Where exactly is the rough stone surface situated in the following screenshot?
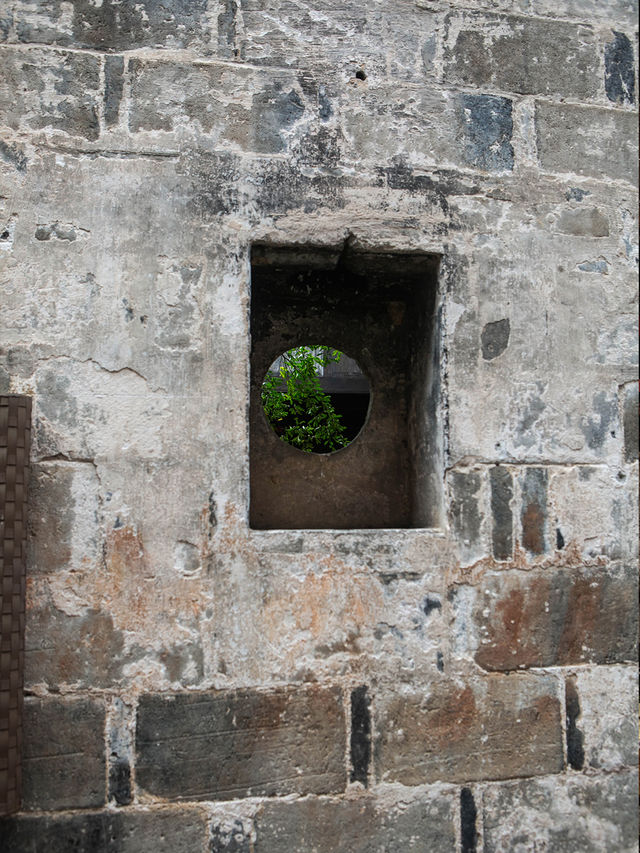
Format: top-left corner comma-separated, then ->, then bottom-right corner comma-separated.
536,102 -> 638,184
5,0 -> 213,52
605,31 -> 636,105
136,686 -> 346,800
472,565 -> 638,670
0,0 -> 637,846
482,772 -> 639,853
489,465 -> 513,560
622,381 -> 639,462
0,808 -> 209,853
445,14 -> 600,99
22,697 -> 106,811
253,792 -> 457,853
0,47 -> 101,140
571,665 -> 639,771
375,675 -> 563,784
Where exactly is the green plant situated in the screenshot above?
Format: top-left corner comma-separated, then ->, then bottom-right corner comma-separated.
261,346 -> 349,453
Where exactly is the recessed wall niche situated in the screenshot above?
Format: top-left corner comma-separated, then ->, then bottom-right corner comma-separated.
250,243 -> 442,530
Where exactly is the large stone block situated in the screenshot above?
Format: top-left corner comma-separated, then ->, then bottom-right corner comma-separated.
458,94 -> 514,172
472,565 -> 638,670
129,59 -> 308,154
622,382 -> 639,463
482,771 -> 638,853
252,792 -> 457,853
22,696 -> 106,811
5,0 -> 212,52
605,31 -> 636,104
28,461 -> 101,574
570,665 -> 638,771
25,588 -> 130,689
375,674 -> 563,784
0,47 -> 100,141
444,14 -> 600,99
536,102 -> 639,184
0,807 -> 209,853
136,686 -> 347,800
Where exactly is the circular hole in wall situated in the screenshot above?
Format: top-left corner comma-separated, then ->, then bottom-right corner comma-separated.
261,345 -> 371,454
354,69 -> 367,81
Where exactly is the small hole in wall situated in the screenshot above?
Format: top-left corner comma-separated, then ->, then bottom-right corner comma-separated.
261,345 -> 371,454
354,69 -> 367,81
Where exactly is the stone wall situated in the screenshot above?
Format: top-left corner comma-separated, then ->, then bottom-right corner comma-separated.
0,0 -> 637,850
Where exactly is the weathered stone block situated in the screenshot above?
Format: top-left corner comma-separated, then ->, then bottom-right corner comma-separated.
7,0 -> 212,52
104,55 -> 125,128
520,467 -> 548,555
530,0 -> 637,26
444,14 -> 600,99
0,807 -> 209,853
136,686 -> 346,800
375,675 -> 563,784
622,382 -> 639,463
490,465 -> 513,561
129,59 -> 306,154
448,469 -> 485,564
28,461 -> 101,573
571,665 -> 638,771
536,102 -> 639,184
25,586 -> 131,689
483,771 -> 638,853
0,47 -> 100,141
458,94 -> 514,172
22,696 -> 106,811
548,464 -> 637,564
605,30 -> 636,104
341,84 -> 515,174
253,792 -> 457,852
473,566 -> 638,670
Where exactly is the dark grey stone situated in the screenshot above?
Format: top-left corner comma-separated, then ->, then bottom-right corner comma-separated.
490,465 -> 513,561
217,0 -> 239,59
449,470 -> 482,549
520,467 -> 548,555
104,55 -> 125,127
375,675 -> 563,785
458,94 -> 514,172
580,390 -> 617,451
460,788 -> 478,853
253,794 -> 456,853
474,565 -> 639,670
565,676 -> 585,770
605,31 -> 635,104
0,48 -> 101,141
251,83 -> 305,153
0,139 -> 27,172
350,686 -> 371,786
446,15 -> 599,99
481,318 -> 510,360
210,819 -> 252,853
136,686 -> 346,800
622,382 -> 639,463
22,696 -> 106,811
108,698 -> 133,806
0,808 -> 209,853
12,0 -> 211,51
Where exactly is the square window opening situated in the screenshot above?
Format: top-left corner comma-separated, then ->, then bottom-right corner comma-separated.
249,242 -> 443,530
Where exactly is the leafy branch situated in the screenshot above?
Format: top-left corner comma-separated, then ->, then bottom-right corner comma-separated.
261,346 -> 349,453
